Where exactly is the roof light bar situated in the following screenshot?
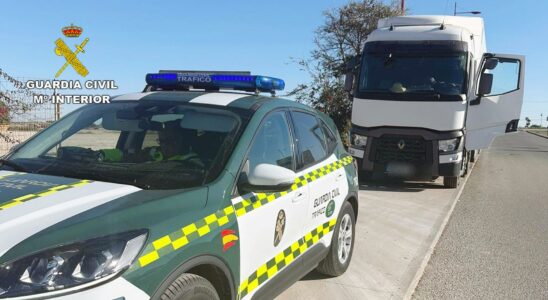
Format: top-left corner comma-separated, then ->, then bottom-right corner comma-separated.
145,71 -> 285,94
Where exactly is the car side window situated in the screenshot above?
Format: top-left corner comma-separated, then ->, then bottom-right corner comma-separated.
292,111 -> 328,169
246,111 -> 294,172
320,120 -> 338,154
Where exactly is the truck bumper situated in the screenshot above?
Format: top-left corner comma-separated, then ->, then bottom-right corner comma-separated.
349,126 -> 464,180
351,149 -> 462,179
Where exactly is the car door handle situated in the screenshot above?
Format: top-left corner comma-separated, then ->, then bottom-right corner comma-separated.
335,173 -> 344,182
292,192 -> 306,203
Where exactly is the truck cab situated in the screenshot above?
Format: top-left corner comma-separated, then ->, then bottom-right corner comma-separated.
347,15 -> 525,188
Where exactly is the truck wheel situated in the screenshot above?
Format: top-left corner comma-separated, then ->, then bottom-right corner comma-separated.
443,176 -> 459,188
317,201 -> 356,276
358,170 -> 372,181
460,150 -> 469,177
160,273 -> 220,300
469,150 -> 476,162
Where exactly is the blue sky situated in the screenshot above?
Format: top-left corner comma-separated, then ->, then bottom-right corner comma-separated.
0,0 -> 546,125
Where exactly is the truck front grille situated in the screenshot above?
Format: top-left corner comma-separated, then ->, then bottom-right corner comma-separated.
371,135 -> 430,164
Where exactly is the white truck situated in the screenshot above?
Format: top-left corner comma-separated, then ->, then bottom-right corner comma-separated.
346,15 -> 525,188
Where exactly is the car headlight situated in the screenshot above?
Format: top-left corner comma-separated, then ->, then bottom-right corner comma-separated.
350,133 -> 368,149
0,231 -> 147,298
438,138 -> 459,152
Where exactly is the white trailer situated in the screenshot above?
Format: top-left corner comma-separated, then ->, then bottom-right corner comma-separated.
346,15 -> 525,188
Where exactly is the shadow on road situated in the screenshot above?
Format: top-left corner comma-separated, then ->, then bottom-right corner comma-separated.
359,177 -> 445,192
299,269 -> 332,281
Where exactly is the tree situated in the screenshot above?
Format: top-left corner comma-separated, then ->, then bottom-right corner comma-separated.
525,117 -> 531,128
288,0 -> 403,144
0,101 -> 9,125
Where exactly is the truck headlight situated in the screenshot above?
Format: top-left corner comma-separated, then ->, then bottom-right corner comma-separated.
350,133 -> 368,150
0,231 -> 147,298
438,138 -> 459,152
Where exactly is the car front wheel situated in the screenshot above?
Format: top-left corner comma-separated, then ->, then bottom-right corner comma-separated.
160,273 -> 220,300
316,201 -> 356,276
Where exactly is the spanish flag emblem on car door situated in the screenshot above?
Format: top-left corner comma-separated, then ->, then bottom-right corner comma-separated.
221,229 -> 238,251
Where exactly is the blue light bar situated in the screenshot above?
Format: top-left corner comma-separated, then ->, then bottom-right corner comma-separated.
145,72 -> 285,93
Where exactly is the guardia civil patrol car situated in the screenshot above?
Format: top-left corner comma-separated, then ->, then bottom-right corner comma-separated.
0,71 -> 359,300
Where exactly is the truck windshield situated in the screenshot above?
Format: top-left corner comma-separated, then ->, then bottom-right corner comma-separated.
4,101 -> 248,190
358,46 -> 467,101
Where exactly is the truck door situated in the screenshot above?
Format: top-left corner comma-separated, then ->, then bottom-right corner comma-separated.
466,54 -> 525,149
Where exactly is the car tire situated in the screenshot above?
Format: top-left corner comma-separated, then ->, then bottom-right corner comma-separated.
316,201 -> 356,277
443,176 -> 459,188
160,273 -> 220,300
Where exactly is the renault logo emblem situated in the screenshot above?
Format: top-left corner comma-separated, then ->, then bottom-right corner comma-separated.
397,139 -> 406,150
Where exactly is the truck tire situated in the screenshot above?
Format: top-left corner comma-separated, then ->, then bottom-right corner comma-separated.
460,150 -> 469,177
358,170 -> 373,181
160,273 -> 220,300
443,176 -> 459,188
317,201 -> 356,276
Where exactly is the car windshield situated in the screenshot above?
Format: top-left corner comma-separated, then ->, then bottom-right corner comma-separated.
4,100 -> 247,190
359,52 -> 467,99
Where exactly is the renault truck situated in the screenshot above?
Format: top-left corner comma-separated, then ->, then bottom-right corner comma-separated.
346,15 -> 525,188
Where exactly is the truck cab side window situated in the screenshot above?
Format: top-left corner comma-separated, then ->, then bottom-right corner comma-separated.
292,111 -> 328,169
485,59 -> 521,96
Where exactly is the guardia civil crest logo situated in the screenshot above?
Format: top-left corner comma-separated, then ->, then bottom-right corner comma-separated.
54,24 -> 90,78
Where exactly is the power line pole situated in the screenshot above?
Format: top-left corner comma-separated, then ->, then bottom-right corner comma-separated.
454,2 -> 457,16
53,87 -> 60,121
401,0 -> 405,14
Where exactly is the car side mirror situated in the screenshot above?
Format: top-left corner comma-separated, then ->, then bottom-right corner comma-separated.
239,164 -> 296,193
478,73 -> 493,96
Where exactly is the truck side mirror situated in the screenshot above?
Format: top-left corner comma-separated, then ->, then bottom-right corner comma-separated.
344,73 -> 354,92
471,57 -> 499,105
478,73 -> 493,96
484,58 -> 499,70
344,55 -> 360,93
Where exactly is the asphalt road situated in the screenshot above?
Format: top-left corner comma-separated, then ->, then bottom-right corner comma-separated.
413,132 -> 548,299
279,161 -> 467,299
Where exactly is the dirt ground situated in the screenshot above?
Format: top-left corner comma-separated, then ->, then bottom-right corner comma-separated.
0,130 -> 37,156
1,129 -> 125,156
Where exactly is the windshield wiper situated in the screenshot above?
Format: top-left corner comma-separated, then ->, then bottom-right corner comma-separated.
0,159 -> 27,172
408,90 -> 441,95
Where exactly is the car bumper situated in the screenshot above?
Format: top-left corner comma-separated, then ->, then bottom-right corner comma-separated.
7,278 -> 149,300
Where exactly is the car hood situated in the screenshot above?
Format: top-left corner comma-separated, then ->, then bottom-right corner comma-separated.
0,171 -> 141,257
